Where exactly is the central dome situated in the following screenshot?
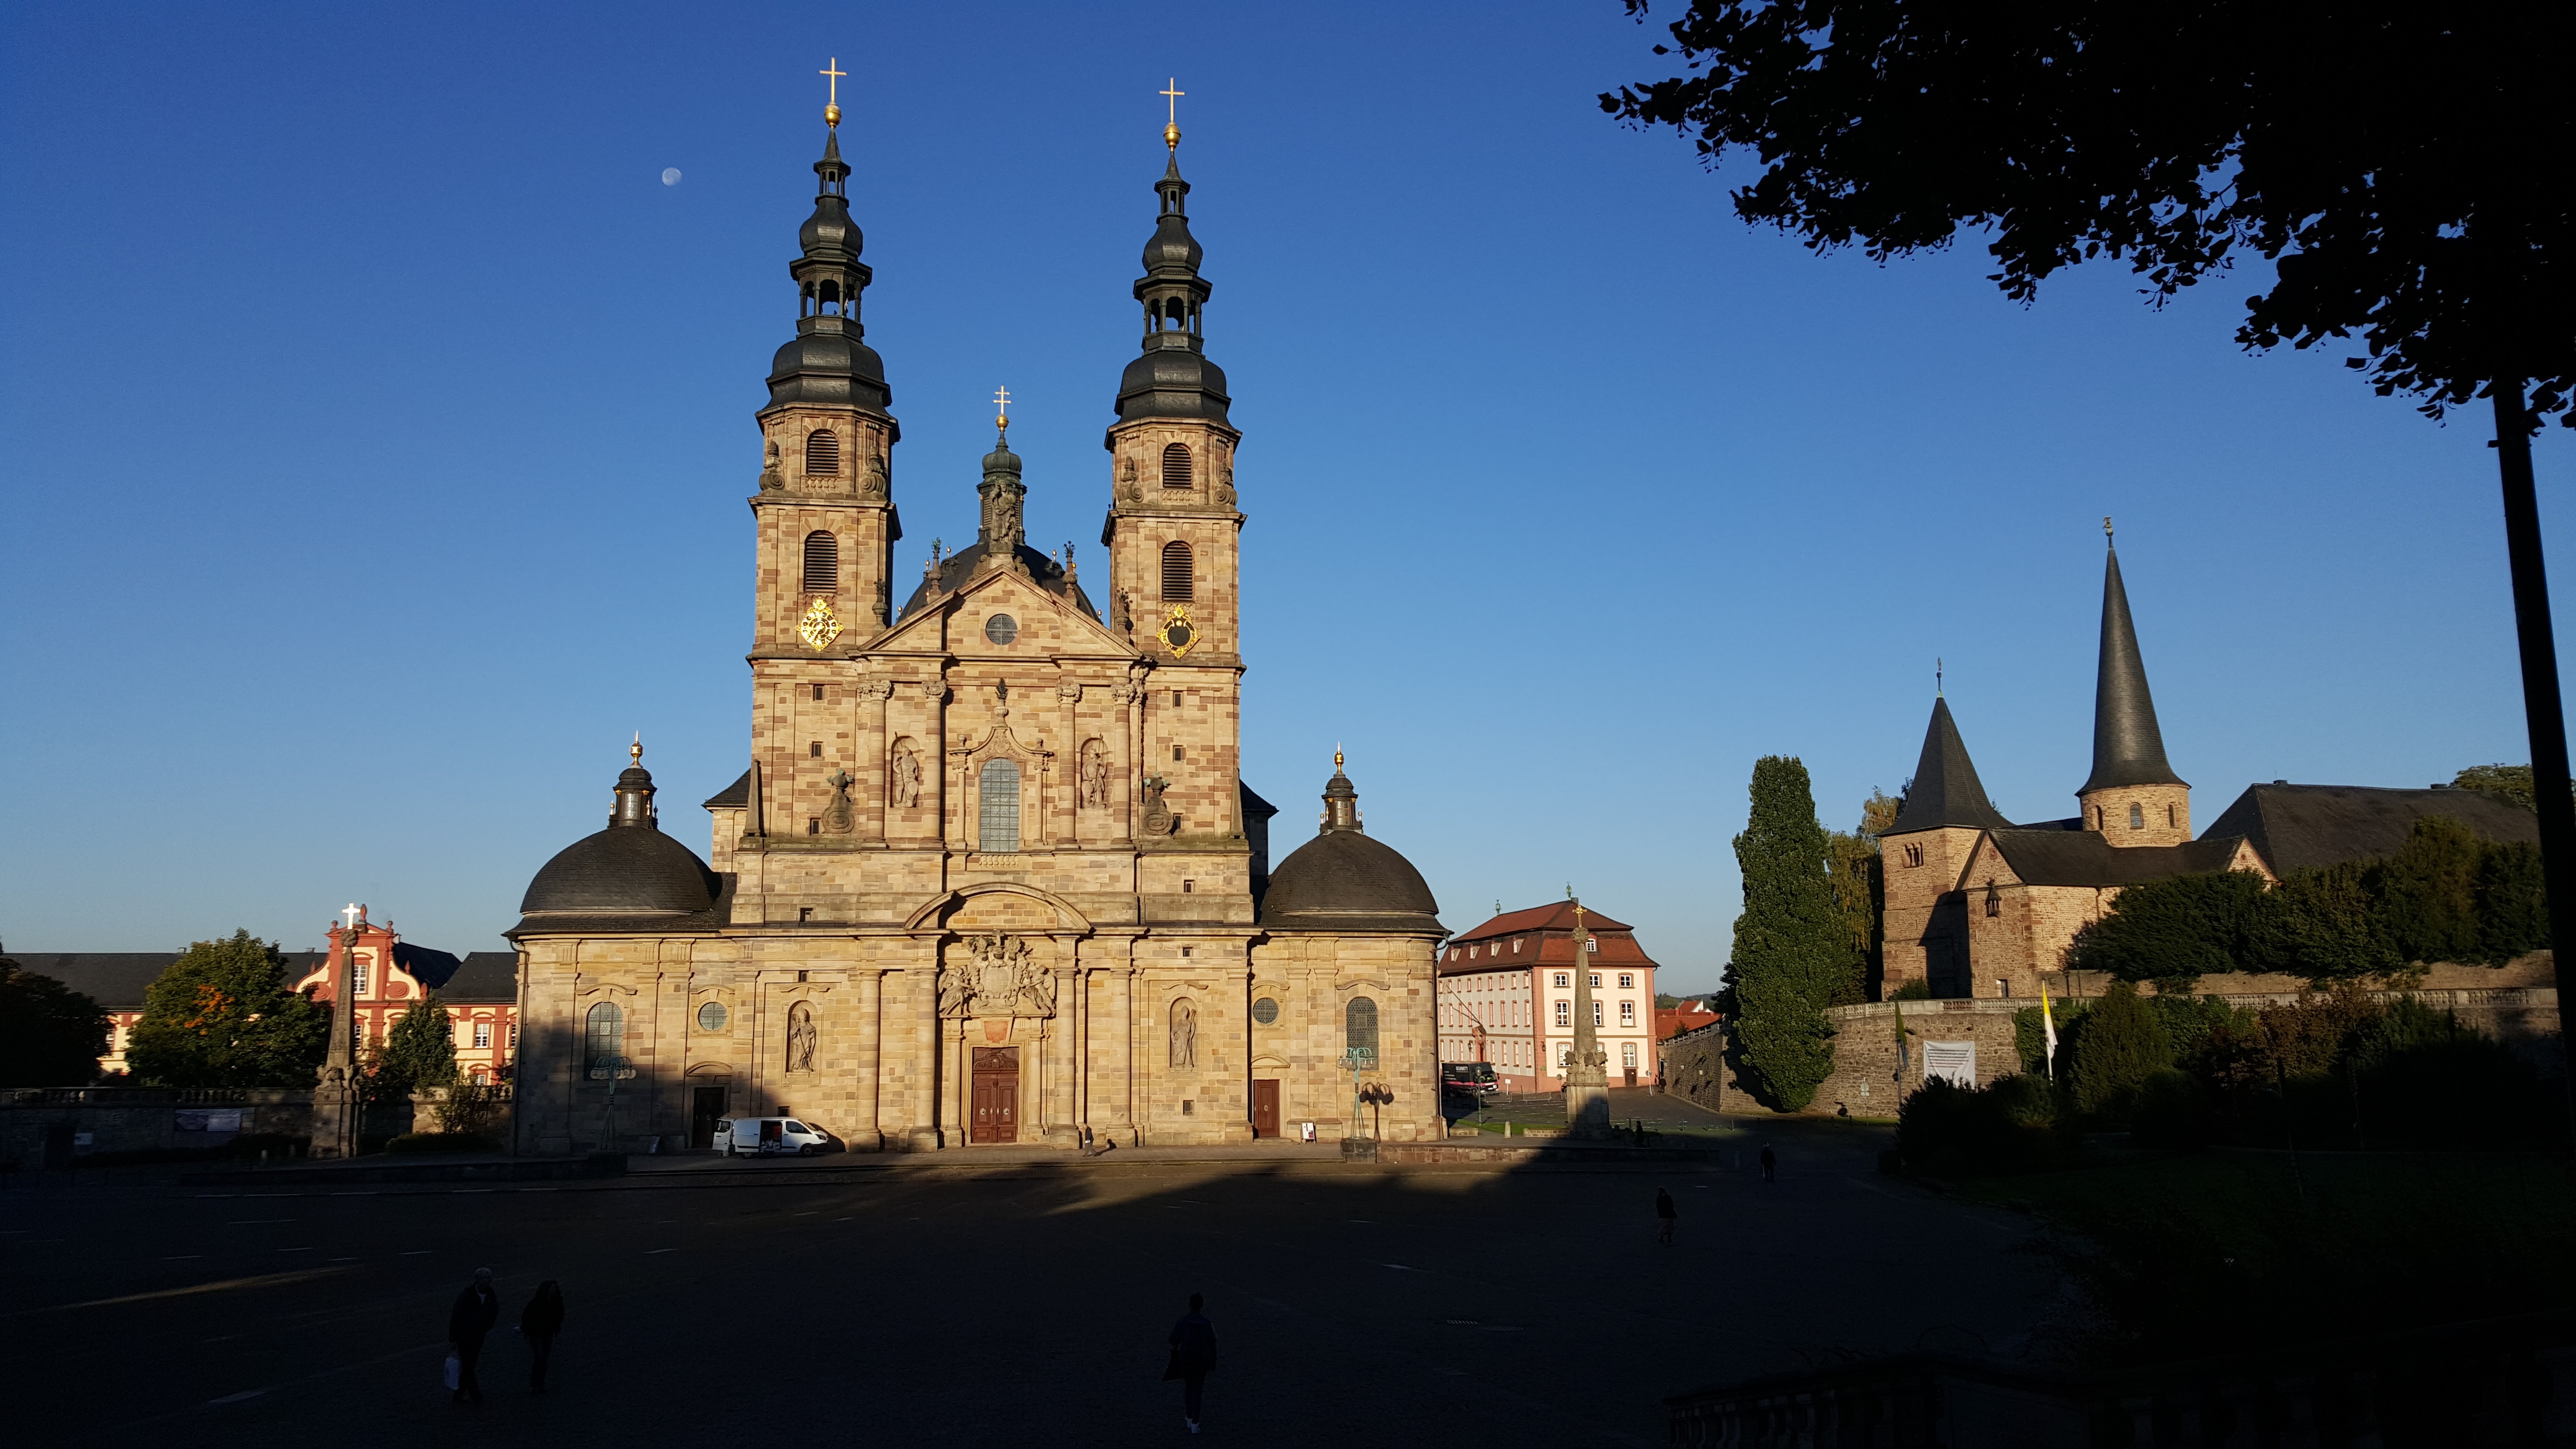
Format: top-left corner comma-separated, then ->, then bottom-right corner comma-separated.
512,759 -> 724,937
1257,762 -> 1442,935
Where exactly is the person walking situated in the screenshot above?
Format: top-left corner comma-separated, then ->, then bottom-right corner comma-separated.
1655,1185 -> 1677,1245
448,1268 -> 500,1406
1759,1143 -> 1777,1183
519,1280 -> 565,1392
1164,1292 -> 1218,1434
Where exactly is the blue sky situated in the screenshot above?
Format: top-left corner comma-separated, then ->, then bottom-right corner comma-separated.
2,4 -> 2565,993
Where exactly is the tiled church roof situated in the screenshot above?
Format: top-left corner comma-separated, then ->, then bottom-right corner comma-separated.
2203,783 -> 2539,876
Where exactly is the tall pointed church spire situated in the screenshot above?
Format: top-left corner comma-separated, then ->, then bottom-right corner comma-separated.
2080,527 -> 2186,794
1887,695 -> 2013,835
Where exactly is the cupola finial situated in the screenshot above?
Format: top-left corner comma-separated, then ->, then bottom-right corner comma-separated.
821,56 -> 846,129
1160,77 -> 1185,152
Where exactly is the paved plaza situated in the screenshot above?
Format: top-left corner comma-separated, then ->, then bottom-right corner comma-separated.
8,1096 -> 2055,1447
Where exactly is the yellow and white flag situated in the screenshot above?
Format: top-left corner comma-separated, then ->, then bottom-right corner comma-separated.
2039,982 -> 2060,1079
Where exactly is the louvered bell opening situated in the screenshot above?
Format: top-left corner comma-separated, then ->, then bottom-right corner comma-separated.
1160,442 -> 1193,488
1160,540 -> 1194,601
805,429 -> 841,477
802,531 -> 839,593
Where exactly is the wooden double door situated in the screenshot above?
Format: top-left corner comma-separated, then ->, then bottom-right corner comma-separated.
970,1046 -> 1020,1144
1252,1079 -> 1281,1139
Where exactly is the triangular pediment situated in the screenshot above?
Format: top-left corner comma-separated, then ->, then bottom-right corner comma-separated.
857,563 -> 1136,660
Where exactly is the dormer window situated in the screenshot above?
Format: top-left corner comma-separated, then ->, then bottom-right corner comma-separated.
1161,442 -> 1193,488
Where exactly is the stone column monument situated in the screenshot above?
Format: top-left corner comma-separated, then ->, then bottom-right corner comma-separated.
311,904 -> 365,1159
1562,902 -> 1612,1138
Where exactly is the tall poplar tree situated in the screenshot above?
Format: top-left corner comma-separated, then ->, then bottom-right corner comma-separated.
1729,756 -> 1849,1110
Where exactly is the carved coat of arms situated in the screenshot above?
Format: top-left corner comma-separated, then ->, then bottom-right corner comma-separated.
939,934 -> 1057,1019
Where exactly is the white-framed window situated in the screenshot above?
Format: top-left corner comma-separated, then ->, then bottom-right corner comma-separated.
1512,938 -> 1521,953
351,957 -> 370,996
1592,1000 -> 1604,1027
1554,1000 -> 1571,1027
1623,1043 -> 1639,1070
472,1021 -> 492,1049
1620,1001 -> 1636,1026
1553,973 -> 1569,988
1589,973 -> 1601,990
507,1023 -> 518,1048
1558,1044 -> 1573,1072
1618,973 -> 1634,989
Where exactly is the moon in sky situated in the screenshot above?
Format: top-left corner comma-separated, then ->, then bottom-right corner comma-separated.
661,168 -> 682,186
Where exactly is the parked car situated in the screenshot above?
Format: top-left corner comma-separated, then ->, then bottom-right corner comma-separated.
1441,1062 -> 1500,1095
717,1116 -> 832,1157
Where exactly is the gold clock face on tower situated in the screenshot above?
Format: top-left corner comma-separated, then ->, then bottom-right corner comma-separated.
798,596 -> 843,650
1157,605 -> 1196,657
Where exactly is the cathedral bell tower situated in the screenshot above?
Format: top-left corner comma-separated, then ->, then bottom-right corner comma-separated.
743,86 -> 902,841
1101,97 -> 1247,848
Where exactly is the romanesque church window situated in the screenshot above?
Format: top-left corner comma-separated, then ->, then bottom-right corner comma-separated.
1161,442 -> 1193,487
2128,803 -> 2145,830
1345,997 -> 1379,1057
805,429 -> 840,476
980,759 -> 1022,852
585,1002 -> 623,1076
1161,540 -> 1194,601
802,531 -> 838,593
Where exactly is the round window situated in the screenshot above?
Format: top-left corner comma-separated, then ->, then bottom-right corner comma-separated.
984,613 -> 1019,644
696,1002 -> 729,1033
1251,997 -> 1280,1026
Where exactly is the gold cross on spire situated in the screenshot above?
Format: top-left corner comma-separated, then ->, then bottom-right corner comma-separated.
821,57 -> 846,127
1161,78 -> 1184,150
994,385 -> 1013,430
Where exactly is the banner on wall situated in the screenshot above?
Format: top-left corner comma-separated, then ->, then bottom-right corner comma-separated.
1921,1040 -> 1976,1088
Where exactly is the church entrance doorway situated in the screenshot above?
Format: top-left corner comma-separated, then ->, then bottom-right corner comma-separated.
687,1086 -> 727,1149
1251,1079 -> 1281,1138
970,1046 -> 1019,1143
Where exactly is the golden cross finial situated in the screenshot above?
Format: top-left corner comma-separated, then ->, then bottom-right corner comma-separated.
993,384 -> 1013,430
1161,78 -> 1184,150
821,57 -> 846,127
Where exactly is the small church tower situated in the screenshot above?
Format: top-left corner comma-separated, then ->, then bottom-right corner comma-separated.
742,89 -> 902,841
1880,694 -> 2014,997
2078,526 -> 2190,846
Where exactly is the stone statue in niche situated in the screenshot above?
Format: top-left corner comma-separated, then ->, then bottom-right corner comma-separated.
758,439 -> 784,492
1079,740 -> 1111,808
890,743 -> 922,808
861,447 -> 889,499
1119,457 -> 1142,503
1215,464 -> 1236,509
1169,998 -> 1196,1068
1111,590 -> 1132,633
874,580 -> 890,627
1140,774 -> 1177,836
786,1001 -> 817,1072
822,769 -> 856,834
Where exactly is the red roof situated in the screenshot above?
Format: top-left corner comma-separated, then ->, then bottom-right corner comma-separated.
1451,901 -> 1634,942
1656,1006 -> 1720,1041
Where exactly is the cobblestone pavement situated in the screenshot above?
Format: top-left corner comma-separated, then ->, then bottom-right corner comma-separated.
6,1116 -> 2049,1448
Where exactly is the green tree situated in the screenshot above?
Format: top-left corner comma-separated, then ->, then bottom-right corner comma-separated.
1826,789 -> 1900,1004
0,957 -> 112,1086
124,931 -> 331,1088
1727,756 -> 1849,1111
2454,763 -> 2544,812
2064,871 -> 2269,990
2378,817 -> 2485,966
376,994 -> 459,1095
2069,982 -> 2175,1125
2259,862 -> 2401,982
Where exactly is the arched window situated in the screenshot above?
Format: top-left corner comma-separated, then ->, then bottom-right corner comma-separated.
1161,442 -> 1193,488
803,531 -> 838,593
585,1002 -> 623,1077
1160,540 -> 1194,601
2128,803 -> 2145,830
979,759 -> 1022,852
1345,996 -> 1379,1059
805,429 -> 841,476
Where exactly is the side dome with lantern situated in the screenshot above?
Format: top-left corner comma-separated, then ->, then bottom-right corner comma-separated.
511,750 -> 726,938
1258,758 -> 1444,935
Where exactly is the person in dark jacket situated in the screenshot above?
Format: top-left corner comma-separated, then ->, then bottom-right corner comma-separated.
519,1281 -> 565,1391
1655,1186 -> 1677,1244
1164,1292 -> 1218,1434
1760,1143 -> 1778,1182
448,1268 -> 500,1405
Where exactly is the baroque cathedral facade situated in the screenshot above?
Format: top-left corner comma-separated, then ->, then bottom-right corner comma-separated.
506,112 -> 1447,1153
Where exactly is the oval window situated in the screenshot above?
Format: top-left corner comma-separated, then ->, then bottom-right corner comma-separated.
984,614 -> 1018,644
696,1001 -> 729,1033
1251,997 -> 1280,1026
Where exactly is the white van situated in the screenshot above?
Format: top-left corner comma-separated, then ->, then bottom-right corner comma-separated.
716,1117 -> 832,1157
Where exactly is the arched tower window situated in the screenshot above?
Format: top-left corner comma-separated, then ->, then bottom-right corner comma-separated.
1160,540 -> 1194,601
585,1002 -> 623,1076
2128,803 -> 2145,830
1161,442 -> 1193,488
979,759 -> 1022,852
802,531 -> 839,594
1345,997 -> 1379,1059
805,429 -> 841,476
